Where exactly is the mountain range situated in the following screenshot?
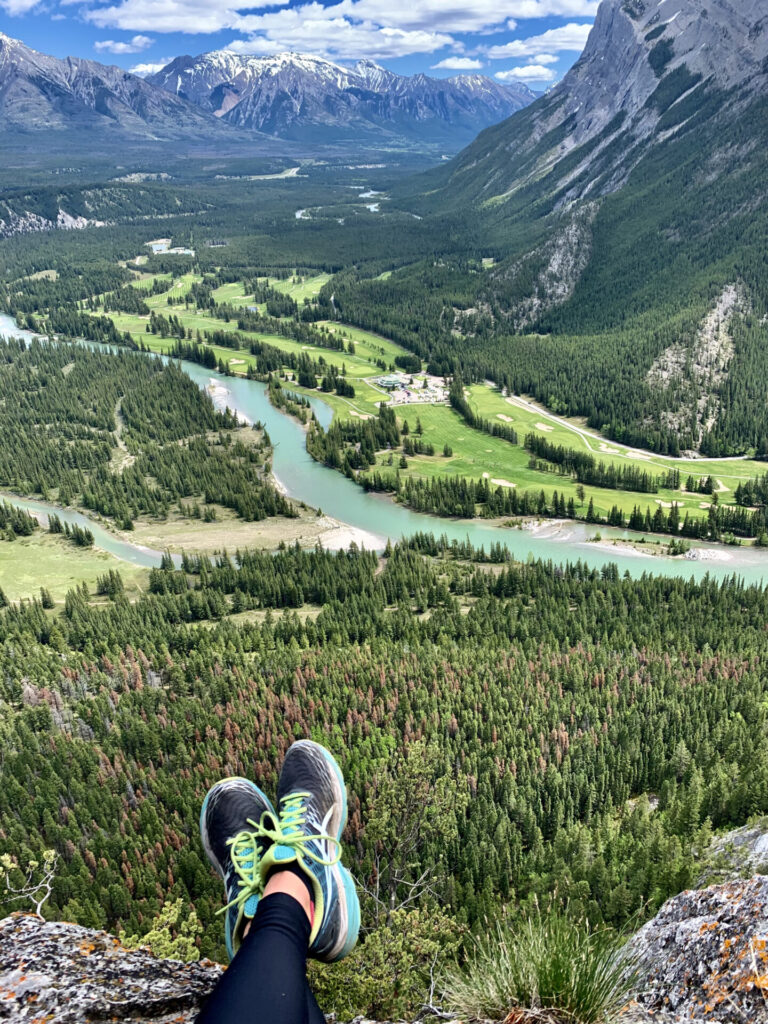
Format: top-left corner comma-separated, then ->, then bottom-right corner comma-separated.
0,33 -> 535,151
150,51 -> 535,146
0,31 -> 234,142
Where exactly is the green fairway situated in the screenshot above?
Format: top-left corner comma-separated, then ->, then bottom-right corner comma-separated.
98,267 -> 766,533
466,385 -> 758,490
369,402 -> 755,527
105,270 -> 414,417
272,272 -> 332,302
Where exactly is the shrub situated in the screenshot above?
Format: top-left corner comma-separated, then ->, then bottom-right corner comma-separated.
119,898 -> 202,962
310,908 -> 464,1021
442,907 -> 638,1024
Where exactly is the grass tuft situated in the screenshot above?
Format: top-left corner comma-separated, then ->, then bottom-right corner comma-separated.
442,907 -> 637,1024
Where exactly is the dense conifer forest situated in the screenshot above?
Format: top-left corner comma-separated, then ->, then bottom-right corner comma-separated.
0,339 -> 292,529
0,540 -> 766,1012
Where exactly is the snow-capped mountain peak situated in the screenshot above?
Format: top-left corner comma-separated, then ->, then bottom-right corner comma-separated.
150,49 -> 536,148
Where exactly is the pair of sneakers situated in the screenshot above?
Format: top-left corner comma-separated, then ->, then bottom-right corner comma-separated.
200,739 -> 360,964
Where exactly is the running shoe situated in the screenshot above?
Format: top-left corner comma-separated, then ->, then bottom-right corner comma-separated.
199,776 -> 276,960
258,740 -> 360,962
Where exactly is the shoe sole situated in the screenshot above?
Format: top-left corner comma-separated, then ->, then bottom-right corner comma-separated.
318,746 -> 361,962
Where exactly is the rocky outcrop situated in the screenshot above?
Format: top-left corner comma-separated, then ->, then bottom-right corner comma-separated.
0,208 -> 99,242
0,914 -> 222,1022
626,876 -> 768,1022
697,818 -> 768,887
484,202 -> 600,330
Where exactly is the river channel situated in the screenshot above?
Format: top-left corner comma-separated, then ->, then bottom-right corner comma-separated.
3,314 -> 768,584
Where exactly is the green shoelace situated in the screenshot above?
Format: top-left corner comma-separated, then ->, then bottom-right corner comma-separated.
217,809 -> 272,918
219,794 -> 341,917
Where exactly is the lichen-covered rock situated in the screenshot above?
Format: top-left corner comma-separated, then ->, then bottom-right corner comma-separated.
697,820 -> 768,887
626,875 -> 768,1022
0,913 -> 223,1022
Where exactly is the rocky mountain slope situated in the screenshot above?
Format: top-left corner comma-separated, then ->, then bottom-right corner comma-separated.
3,873 -> 768,1022
418,0 -> 768,206
0,33 -> 234,142
378,0 -> 768,455
151,51 -> 535,148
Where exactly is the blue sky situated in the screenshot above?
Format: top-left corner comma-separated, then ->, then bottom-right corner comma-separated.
0,1 -> 598,82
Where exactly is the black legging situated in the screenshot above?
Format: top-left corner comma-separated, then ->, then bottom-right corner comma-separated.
197,893 -> 325,1024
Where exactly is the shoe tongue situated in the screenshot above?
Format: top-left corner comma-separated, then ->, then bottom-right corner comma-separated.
272,843 -> 299,863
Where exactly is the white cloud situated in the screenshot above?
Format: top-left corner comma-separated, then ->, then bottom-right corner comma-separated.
86,0 -> 290,35
505,0 -> 598,17
336,0 -> 509,34
83,0 -> 594,64
95,34 -> 153,54
487,23 -> 592,59
130,58 -> 172,75
337,0 -> 596,32
496,64 -> 557,82
226,8 -> 455,61
0,0 -> 40,13
431,57 -> 485,71
84,0 -> 594,45
533,52 -> 558,64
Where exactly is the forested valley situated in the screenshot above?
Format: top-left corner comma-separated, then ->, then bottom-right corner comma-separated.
1,27 -> 768,1016
2,540 -> 767,1014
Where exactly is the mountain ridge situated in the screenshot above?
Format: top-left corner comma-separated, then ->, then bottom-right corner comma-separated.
150,50 -> 536,147
414,0 -> 768,208
0,32 -> 238,142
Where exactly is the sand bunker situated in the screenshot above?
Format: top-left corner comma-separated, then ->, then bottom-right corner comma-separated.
491,478 -> 517,488
699,502 -> 712,510
497,414 -> 514,423
535,422 -> 554,432
626,452 -> 650,460
655,500 -> 674,508
715,479 -> 730,493
599,443 -> 620,454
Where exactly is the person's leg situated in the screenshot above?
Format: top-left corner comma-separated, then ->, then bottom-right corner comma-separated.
305,987 -> 327,1024
196,889 -> 313,1024
196,744 -> 360,1023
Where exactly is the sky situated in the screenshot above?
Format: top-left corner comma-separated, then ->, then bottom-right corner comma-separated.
0,0 -> 598,83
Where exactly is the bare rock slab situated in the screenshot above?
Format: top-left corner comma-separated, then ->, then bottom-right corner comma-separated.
0,913 -> 223,1022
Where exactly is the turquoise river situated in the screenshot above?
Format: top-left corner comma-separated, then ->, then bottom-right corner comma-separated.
2,315 -> 768,584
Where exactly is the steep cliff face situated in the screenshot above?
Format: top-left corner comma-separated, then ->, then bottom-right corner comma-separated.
4,876 -> 768,1023
418,0 -> 768,208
